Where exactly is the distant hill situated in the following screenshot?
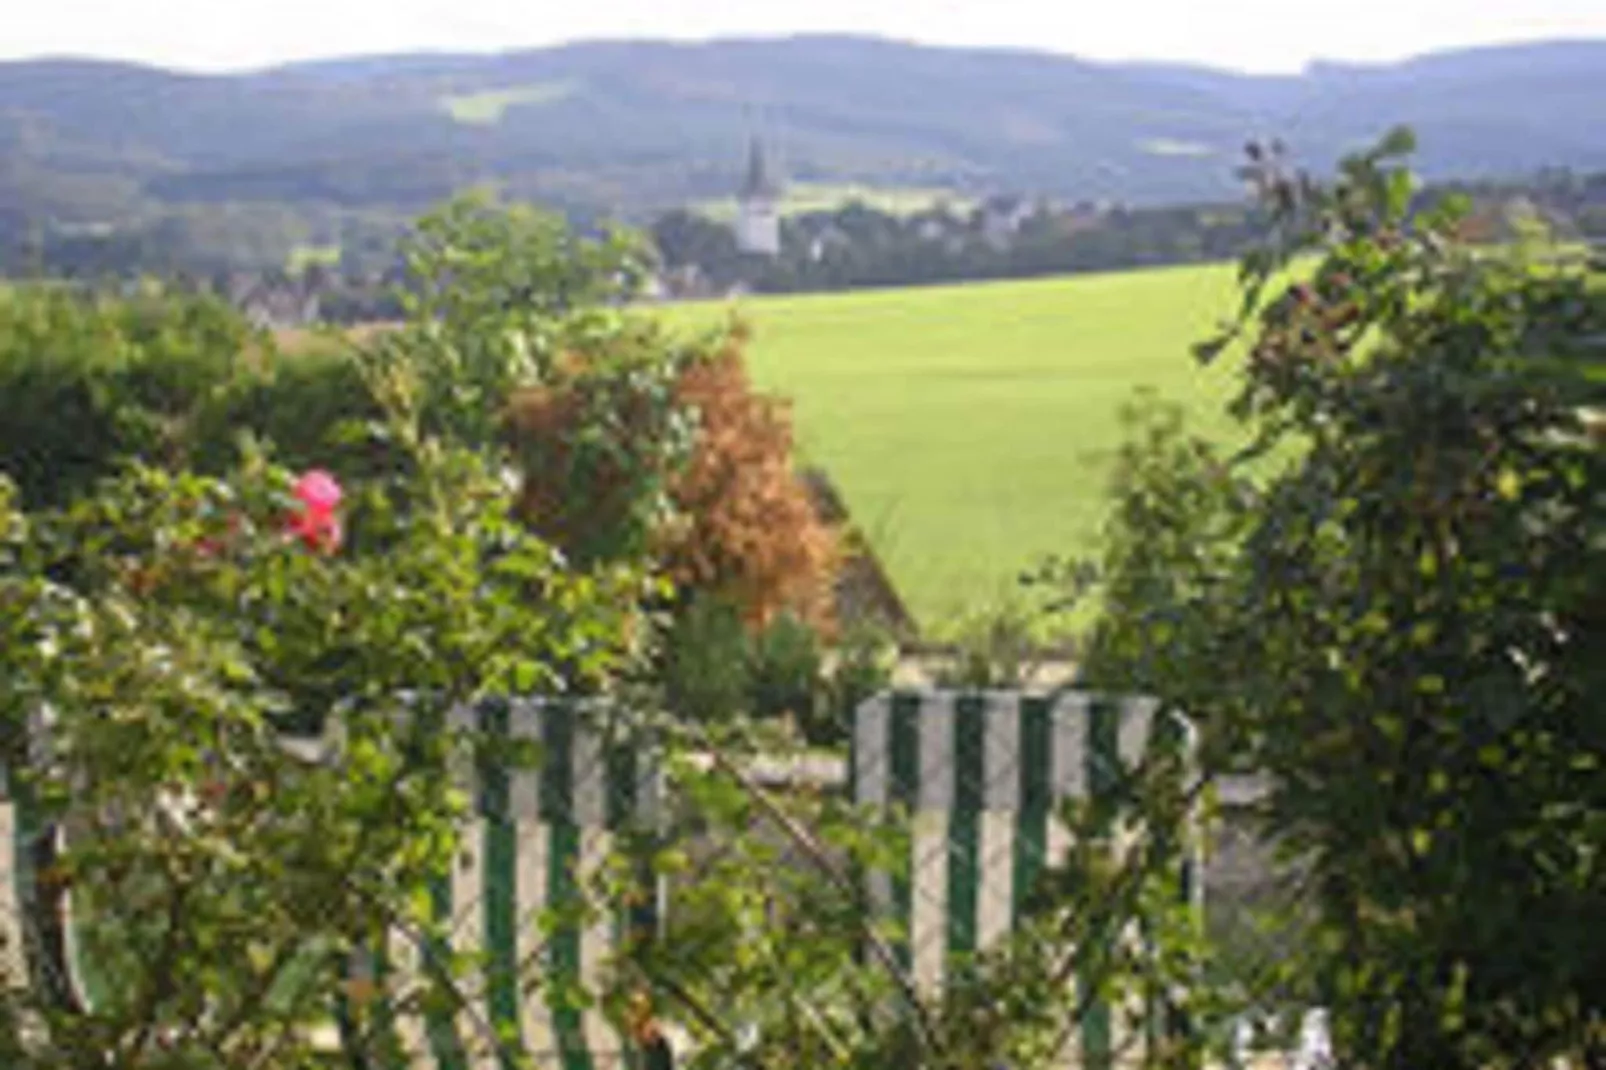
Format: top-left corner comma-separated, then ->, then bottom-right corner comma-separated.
2,35 -> 1605,228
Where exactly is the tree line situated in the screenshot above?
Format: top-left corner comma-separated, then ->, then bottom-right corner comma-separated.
2,165 -> 1604,324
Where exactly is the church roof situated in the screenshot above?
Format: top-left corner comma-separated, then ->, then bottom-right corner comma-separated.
739,137 -> 783,200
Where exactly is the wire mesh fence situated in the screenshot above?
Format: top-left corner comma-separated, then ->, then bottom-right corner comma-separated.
1,689 -> 1327,1069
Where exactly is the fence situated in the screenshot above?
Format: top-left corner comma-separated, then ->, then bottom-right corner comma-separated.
1,699 -> 670,1069
851,689 -> 1201,1067
332,698 -> 667,1069
0,766 -> 21,995
2,688 -> 1216,1068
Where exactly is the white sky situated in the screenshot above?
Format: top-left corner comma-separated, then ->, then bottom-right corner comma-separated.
2,0 -> 1603,74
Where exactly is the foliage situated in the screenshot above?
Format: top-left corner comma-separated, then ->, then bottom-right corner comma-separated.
0,204 -> 658,1065
388,189 -> 652,450
808,622 -> 898,749
668,198 -> 1263,297
655,167 -> 1606,300
638,709 -> 1213,1070
1080,128 -> 1606,1067
657,602 -> 884,744
199,346 -> 389,479
0,283 -> 256,508
1056,395 -> 1255,735
508,320 -> 705,569
0,451 -> 649,1069
659,592 -> 753,725
200,196 -> 662,498
926,598 -> 1056,691
0,186 -> 1229,1069
664,329 -> 838,629
0,191 -> 653,519
745,611 -> 825,727
513,317 -> 838,627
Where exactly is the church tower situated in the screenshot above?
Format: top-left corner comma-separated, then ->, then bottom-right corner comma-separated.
734,136 -> 783,257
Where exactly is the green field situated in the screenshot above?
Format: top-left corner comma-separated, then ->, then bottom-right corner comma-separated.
287,243 -> 340,272
441,82 -> 579,124
662,263 -> 1248,631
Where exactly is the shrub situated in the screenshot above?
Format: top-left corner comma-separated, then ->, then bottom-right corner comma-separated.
812,621 -> 898,749
663,327 -> 838,630
508,321 -> 700,568
0,284 -> 253,508
198,345 -> 391,479
0,312 -> 651,1067
1087,130 -> 1606,1067
659,591 -> 752,724
929,599 -> 1046,690
746,610 -> 825,728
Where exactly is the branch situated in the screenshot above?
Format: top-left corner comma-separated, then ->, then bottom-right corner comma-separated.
700,737 -> 945,1062
1043,769 -> 1209,1061
638,967 -> 755,1064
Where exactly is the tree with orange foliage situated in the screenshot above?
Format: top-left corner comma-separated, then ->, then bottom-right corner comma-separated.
508,318 -> 838,632
663,326 -> 837,631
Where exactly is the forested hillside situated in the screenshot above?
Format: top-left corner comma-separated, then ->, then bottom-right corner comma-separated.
4,34 -> 1605,229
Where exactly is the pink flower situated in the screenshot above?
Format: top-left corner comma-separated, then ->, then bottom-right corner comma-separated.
294,470 -> 343,514
286,469 -> 344,554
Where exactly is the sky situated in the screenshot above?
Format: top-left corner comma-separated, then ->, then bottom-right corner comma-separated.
2,0 -> 1604,75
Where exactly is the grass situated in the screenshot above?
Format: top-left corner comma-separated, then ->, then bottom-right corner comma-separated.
441,82 -> 578,125
659,262 -> 1249,631
694,183 -> 972,222
1141,138 -> 1217,158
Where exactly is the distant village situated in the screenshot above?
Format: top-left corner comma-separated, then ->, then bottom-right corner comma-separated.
204,136 -> 1606,328
224,137 -> 1133,328
640,136 -> 1125,303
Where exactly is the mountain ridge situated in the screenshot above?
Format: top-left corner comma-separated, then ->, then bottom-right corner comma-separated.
2,33 -> 1604,227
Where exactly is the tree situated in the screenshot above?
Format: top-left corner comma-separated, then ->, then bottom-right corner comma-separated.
650,208 -> 741,281
384,190 -> 652,450
509,318 -> 838,632
662,326 -> 838,630
0,283 -> 257,509
1077,129 -> 1606,1067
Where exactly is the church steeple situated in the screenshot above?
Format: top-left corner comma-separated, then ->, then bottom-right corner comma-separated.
739,136 -> 781,202
733,133 -> 783,257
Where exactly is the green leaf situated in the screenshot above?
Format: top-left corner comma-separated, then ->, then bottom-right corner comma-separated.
1495,468 -> 1522,501
1376,125 -> 1417,159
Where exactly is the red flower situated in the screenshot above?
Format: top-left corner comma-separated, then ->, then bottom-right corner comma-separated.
285,469 -> 344,555
294,470 -> 342,514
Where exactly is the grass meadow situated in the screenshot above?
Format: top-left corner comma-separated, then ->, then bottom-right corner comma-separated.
660,262 -> 1250,631
440,82 -> 580,124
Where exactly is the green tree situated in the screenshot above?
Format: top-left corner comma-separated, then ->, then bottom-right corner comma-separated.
1078,129 -> 1606,1067
386,190 -> 651,450
0,283 -> 256,509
